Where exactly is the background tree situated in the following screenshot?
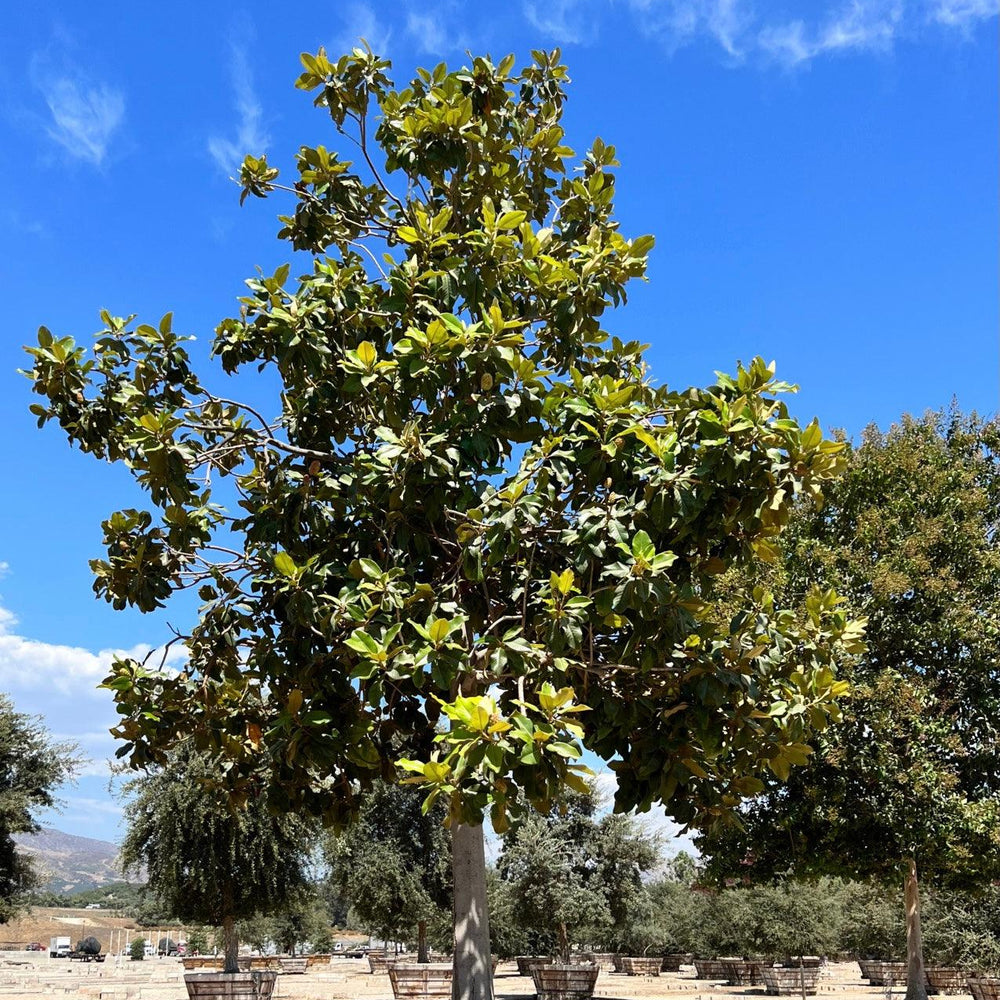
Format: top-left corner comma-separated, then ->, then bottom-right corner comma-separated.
697,409 -> 1000,1000
0,694 -> 77,923
493,789 -> 658,959
118,744 -> 318,974
27,47 -> 862,1000
325,781 -> 451,960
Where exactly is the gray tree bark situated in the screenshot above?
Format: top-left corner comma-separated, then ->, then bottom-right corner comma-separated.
452,822 -> 494,1000
904,857 -> 928,1000
222,915 -> 240,975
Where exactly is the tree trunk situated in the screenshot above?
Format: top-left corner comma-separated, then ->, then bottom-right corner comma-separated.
452,822 -> 494,1000
222,915 -> 239,975
557,922 -> 570,964
418,920 -> 429,963
904,857 -> 927,1000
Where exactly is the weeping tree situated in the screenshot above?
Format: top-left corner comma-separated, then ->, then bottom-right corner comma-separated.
0,695 -> 77,923
697,410 -> 1000,1000
325,781 -> 451,960
118,745 -> 317,974
26,47 -> 863,1000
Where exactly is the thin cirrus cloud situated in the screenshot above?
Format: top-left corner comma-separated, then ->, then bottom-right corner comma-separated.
522,0 -> 997,65
37,73 -> 125,167
207,42 -> 270,178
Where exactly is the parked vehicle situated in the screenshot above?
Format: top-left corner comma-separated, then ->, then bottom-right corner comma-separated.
49,937 -> 71,958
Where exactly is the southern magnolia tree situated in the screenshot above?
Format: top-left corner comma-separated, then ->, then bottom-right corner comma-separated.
0,696 -> 77,922
697,411 -> 1000,1000
26,49 -> 861,1000
118,745 -> 317,973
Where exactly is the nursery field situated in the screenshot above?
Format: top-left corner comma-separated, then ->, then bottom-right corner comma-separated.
0,955 -> 971,1000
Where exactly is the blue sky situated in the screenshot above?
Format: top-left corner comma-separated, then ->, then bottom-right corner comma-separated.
0,0 -> 996,849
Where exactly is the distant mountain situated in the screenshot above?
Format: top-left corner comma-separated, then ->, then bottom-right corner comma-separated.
13,826 -> 124,893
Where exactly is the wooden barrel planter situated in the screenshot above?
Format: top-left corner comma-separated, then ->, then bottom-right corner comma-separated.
721,958 -> 766,985
517,956 -> 553,977
532,962 -> 600,1000
694,959 -> 730,980
622,957 -> 662,977
783,957 -> 822,969
660,954 -> 688,972
968,977 -> 1000,1000
580,953 -> 616,971
762,967 -> 820,996
388,962 -> 453,1000
278,956 -> 308,974
183,971 -> 278,1000
368,952 -> 394,974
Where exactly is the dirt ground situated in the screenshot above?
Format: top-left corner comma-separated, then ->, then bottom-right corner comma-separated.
0,955 -> 958,1000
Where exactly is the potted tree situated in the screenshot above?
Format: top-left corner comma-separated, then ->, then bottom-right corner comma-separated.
118,745 -> 317,1000
326,781 -> 451,972
31,41 -> 864,1000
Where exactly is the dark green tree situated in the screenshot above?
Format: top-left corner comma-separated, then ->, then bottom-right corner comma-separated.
118,745 -> 317,974
26,47 -> 861,1000
325,781 -> 450,961
697,410 -> 1000,1000
0,695 -> 77,922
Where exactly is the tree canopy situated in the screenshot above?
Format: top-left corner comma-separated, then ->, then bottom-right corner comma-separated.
492,789 -> 658,959
26,45 -> 862,999
698,409 -> 1000,881
118,744 -> 318,971
0,694 -> 77,923
324,780 -> 451,957
696,409 -> 1000,998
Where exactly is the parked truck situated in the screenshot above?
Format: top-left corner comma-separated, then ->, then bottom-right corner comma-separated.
49,937 -> 71,958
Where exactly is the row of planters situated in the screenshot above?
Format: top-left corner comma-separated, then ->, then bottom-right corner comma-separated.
859,960 -> 1000,998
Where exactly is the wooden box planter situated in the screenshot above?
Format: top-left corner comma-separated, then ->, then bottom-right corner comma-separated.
622,957 -> 662,976
762,967 -> 820,996
532,962 -> 600,1000
278,956 -> 308,974
368,952 -> 394,974
783,957 -> 822,969
869,962 -> 908,987
660,954 -> 688,972
184,971 -> 277,1000
694,959 -> 731,980
858,959 -> 881,980
581,953 -> 616,971
389,962 -> 453,1000
968,977 -> 1000,1000
517,955 -> 553,977
721,958 -> 766,985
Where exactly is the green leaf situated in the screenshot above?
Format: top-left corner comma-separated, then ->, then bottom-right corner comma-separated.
274,552 -> 297,577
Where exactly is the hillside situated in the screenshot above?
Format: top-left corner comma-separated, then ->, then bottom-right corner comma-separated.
13,827 -> 124,893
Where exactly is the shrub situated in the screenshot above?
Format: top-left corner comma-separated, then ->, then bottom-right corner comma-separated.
129,938 -> 145,961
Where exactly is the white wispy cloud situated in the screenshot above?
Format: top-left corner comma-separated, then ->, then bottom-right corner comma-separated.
334,2 -> 393,55
929,0 -> 999,26
207,42 -> 269,177
628,0 -> 753,57
526,0 -> 996,66
759,0 -> 904,66
406,8 -> 471,54
35,72 -> 125,167
523,0 -> 601,44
